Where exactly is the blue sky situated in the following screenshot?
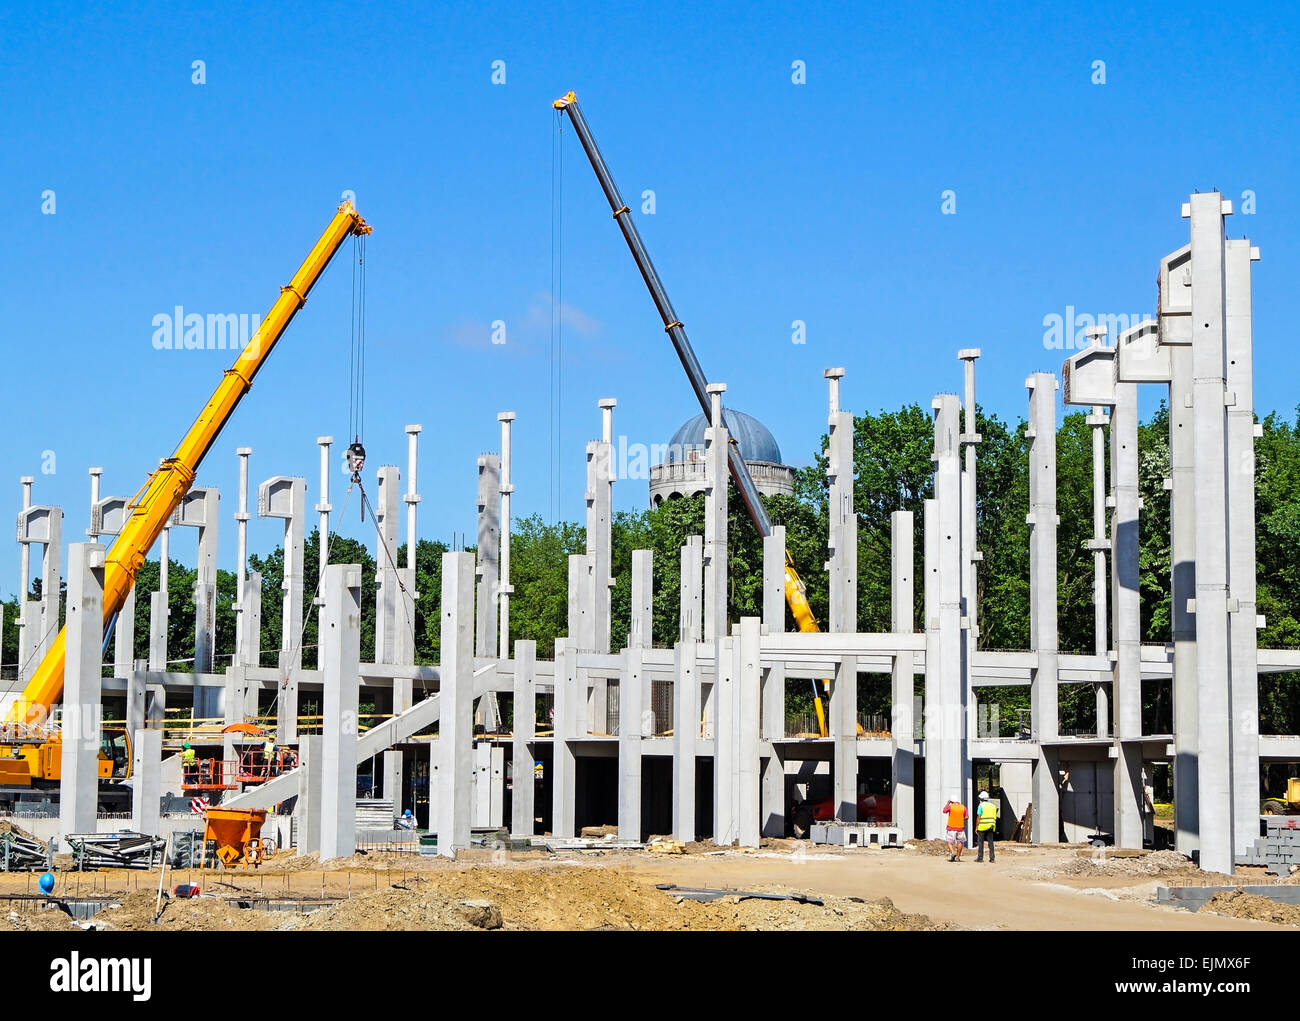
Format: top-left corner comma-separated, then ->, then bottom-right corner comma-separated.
2,1 -> 1297,595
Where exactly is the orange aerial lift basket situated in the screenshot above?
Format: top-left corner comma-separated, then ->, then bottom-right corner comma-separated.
182,759 -> 240,792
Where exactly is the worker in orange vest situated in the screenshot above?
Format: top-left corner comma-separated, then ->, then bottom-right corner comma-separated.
942,799 -> 969,862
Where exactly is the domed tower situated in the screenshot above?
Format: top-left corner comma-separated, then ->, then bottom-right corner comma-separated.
648,409 -> 795,508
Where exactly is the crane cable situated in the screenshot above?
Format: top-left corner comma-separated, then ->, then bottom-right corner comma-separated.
346,233 -> 368,516
550,110 -> 564,523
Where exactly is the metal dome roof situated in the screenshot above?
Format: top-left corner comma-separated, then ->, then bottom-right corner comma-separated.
664,409 -> 783,465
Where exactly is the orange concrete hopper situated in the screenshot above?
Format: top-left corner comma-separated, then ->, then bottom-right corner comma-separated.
202,807 -> 270,868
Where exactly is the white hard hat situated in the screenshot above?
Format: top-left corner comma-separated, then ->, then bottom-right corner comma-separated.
979,790 -> 989,800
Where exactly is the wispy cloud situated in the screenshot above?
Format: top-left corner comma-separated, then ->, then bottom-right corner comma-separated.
436,293 -> 605,353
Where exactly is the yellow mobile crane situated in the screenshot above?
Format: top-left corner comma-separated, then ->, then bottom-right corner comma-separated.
553,92 -> 830,735
0,202 -> 371,790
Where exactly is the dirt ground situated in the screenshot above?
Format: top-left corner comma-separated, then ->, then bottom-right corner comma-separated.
1,841 -> 1295,931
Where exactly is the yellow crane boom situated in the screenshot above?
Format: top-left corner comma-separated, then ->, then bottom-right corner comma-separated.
7,202 -> 370,729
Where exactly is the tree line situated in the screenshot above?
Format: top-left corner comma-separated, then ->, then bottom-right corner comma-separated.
3,403 -> 1297,743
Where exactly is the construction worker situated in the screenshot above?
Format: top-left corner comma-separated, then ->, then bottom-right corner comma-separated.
262,734 -> 276,778
974,790 -> 998,862
182,742 -> 196,782
942,798 -> 968,861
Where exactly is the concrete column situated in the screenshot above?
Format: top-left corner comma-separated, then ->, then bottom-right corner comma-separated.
1026,374 -> 1060,843
1169,341 -> 1199,853
475,454 -> 501,658
922,498 -> 940,828
181,488 -> 219,678
891,510 -> 916,838
930,394 -> 967,825
404,425 -> 422,574
826,368 -> 857,634
131,728 -> 162,836
126,667 -> 145,740
551,637 -> 578,838
374,466 -> 402,665
147,596 -> 166,673
437,552 -> 475,857
762,526 -> 786,636
15,502 -> 64,686
315,436 -> 332,647
713,636 -> 737,843
1225,237 -> 1261,859
385,750 -> 404,822
587,400 -> 616,654
59,543 -> 105,844
761,525 -> 786,837
832,654 -> 858,821
298,735 -> 323,855
37,510 -> 63,671
473,741 -> 492,826
585,423 -> 614,728
737,616 -> 762,848
320,563 -> 361,861
114,587 -> 136,679
629,549 -> 653,649
15,476 -> 32,679
497,414 -> 516,660
703,384 -> 729,642
260,476 -> 306,742
672,640 -> 699,841
1111,379 -> 1144,848
510,639 -> 537,838
237,572 -> 262,668
680,536 -> 703,643
958,350 -> 982,637
234,447 -> 252,661
1087,399 -> 1111,739
1188,193 -> 1235,874
619,644 -> 646,840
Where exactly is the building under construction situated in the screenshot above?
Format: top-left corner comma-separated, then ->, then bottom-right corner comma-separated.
0,100 -> 1294,881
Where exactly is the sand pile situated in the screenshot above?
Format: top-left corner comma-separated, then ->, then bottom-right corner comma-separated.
1199,888 -> 1300,926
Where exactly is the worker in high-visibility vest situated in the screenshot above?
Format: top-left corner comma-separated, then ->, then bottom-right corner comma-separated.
974,790 -> 998,863
942,799 -> 968,862
181,742 -> 196,780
